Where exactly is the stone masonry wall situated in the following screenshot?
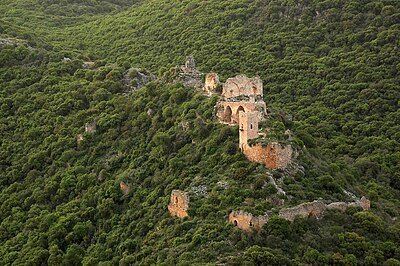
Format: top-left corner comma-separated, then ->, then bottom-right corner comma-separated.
204,73 -> 220,95
230,197 -> 371,230
242,143 -> 293,169
229,210 -> 268,231
168,190 -> 189,218
222,75 -> 263,98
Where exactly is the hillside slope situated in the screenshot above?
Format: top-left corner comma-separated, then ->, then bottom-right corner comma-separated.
0,0 -> 399,265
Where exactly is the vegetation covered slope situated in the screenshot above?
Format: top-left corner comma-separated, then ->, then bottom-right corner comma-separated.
0,0 -> 399,265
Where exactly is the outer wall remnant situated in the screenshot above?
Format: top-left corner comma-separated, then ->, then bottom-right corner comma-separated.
229,210 -> 268,231
242,143 -> 293,169
238,111 -> 293,169
230,197 -> 371,231
168,190 -> 189,218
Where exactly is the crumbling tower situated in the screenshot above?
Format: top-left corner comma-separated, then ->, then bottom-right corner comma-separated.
239,111 -> 259,151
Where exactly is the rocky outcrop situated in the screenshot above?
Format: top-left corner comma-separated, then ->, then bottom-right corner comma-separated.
168,190 -> 189,218
123,67 -> 156,92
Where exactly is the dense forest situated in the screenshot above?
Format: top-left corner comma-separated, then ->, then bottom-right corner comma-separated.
0,0 -> 399,265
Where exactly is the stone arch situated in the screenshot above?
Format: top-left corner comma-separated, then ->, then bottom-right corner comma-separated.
175,196 -> 179,204
234,220 -> 238,226
223,106 -> 232,123
236,106 -> 245,115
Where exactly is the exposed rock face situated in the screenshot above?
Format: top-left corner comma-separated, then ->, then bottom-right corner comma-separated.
120,181 -> 130,195
174,55 -> 203,88
123,67 -> 156,92
203,73 -> 220,95
168,190 -> 189,218
229,210 -> 269,231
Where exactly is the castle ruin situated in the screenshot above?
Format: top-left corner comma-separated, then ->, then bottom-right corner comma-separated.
168,190 -> 189,218
212,74 -> 292,169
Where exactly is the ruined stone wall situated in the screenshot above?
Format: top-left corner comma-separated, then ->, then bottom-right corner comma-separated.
242,143 -> 293,169
168,190 -> 189,218
204,73 -> 220,95
275,144 -> 293,169
279,200 -> 327,222
230,197 -> 370,231
229,210 -> 268,231
216,101 -> 266,124
222,75 -> 263,98
239,111 -> 259,150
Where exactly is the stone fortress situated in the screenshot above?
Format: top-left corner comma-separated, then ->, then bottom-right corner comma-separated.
164,56 -> 371,230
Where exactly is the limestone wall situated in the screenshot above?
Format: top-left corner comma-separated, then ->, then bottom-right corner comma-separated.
222,75 -> 263,98
216,101 -> 266,124
229,210 -> 268,231
168,190 -> 189,218
204,73 -> 220,95
230,197 -> 370,230
242,143 -> 293,169
85,122 -> 97,134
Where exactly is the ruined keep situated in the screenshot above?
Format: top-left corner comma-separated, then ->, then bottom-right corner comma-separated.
211,74 -> 292,169
168,190 -> 189,218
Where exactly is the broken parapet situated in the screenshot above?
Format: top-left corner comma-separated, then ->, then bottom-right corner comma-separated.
229,210 -> 269,231
168,190 -> 189,218
243,142 -> 293,169
123,67 -> 156,92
